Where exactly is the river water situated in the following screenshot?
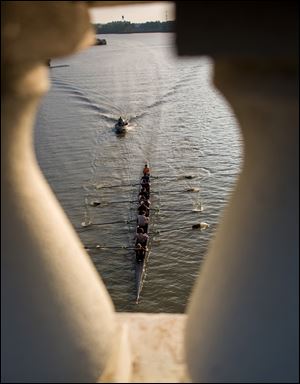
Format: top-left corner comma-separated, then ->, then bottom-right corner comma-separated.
35,33 -> 243,313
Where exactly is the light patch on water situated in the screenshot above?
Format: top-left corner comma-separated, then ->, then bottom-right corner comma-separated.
35,33 -> 242,312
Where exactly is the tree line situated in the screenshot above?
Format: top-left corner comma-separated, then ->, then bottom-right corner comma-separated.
93,21 -> 175,34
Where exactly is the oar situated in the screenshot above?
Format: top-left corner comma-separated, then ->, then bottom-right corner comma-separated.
88,189 -> 200,208
149,222 -> 209,234
89,200 -> 137,207
95,182 -> 140,189
158,188 -> 200,193
85,245 -> 147,251
152,175 -> 195,180
79,207 -> 202,229
50,64 -> 70,68
155,208 -> 202,213
150,188 -> 200,195
84,223 -> 210,249
94,188 -> 199,202
81,219 -> 136,227
85,245 -> 136,250
93,175 -> 196,189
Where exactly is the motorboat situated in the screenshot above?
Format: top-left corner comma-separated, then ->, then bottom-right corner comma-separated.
95,38 -> 107,45
115,118 -> 128,134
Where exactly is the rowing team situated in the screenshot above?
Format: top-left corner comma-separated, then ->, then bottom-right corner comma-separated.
135,164 -> 151,262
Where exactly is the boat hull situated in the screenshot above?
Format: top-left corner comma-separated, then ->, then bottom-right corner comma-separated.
135,168 -> 151,303
115,121 -> 128,134
135,245 -> 150,304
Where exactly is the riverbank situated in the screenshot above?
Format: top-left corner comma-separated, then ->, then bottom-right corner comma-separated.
93,20 -> 175,34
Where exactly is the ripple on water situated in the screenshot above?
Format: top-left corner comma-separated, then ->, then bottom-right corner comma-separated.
35,33 -> 242,312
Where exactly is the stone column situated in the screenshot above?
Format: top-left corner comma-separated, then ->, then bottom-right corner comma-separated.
185,59 -> 299,382
1,2 -> 116,382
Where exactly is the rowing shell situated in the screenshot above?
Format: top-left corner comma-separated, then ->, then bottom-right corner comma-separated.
135,167 -> 150,304
135,245 -> 150,304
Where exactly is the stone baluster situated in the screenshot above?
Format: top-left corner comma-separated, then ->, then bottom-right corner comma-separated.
185,59 -> 298,382
1,2 -> 119,382
2,1 -> 298,382
175,1 -> 298,382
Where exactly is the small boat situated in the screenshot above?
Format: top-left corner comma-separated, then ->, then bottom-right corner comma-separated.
95,38 -> 107,45
115,118 -> 128,134
135,168 -> 151,303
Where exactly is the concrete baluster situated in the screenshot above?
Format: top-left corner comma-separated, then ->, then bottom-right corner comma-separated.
185,59 -> 299,382
1,2 -> 119,382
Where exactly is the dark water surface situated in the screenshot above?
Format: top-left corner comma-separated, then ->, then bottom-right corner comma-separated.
35,33 -> 242,312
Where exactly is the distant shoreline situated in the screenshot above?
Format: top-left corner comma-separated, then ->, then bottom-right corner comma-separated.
96,31 -> 173,35
93,20 -> 175,34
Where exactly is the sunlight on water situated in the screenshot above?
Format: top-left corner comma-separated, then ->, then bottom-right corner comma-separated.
35,33 -> 242,312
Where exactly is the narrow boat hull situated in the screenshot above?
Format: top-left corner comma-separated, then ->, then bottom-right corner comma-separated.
135,246 -> 150,304
135,259 -> 145,304
134,167 -> 151,303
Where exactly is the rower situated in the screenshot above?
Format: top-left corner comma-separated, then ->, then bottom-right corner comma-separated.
141,178 -> 150,192
139,196 -> 150,207
135,243 -> 147,262
138,187 -> 149,202
135,227 -> 149,246
135,228 -> 149,261
137,211 -> 149,233
138,199 -> 150,216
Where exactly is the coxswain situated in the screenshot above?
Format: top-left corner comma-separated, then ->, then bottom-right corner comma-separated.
143,163 -> 150,176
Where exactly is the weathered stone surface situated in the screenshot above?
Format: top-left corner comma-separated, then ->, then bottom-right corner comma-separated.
116,313 -> 190,383
2,1 -> 94,65
1,2 -> 116,382
2,1 -> 298,382
186,58 -> 299,383
176,0 -> 298,57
